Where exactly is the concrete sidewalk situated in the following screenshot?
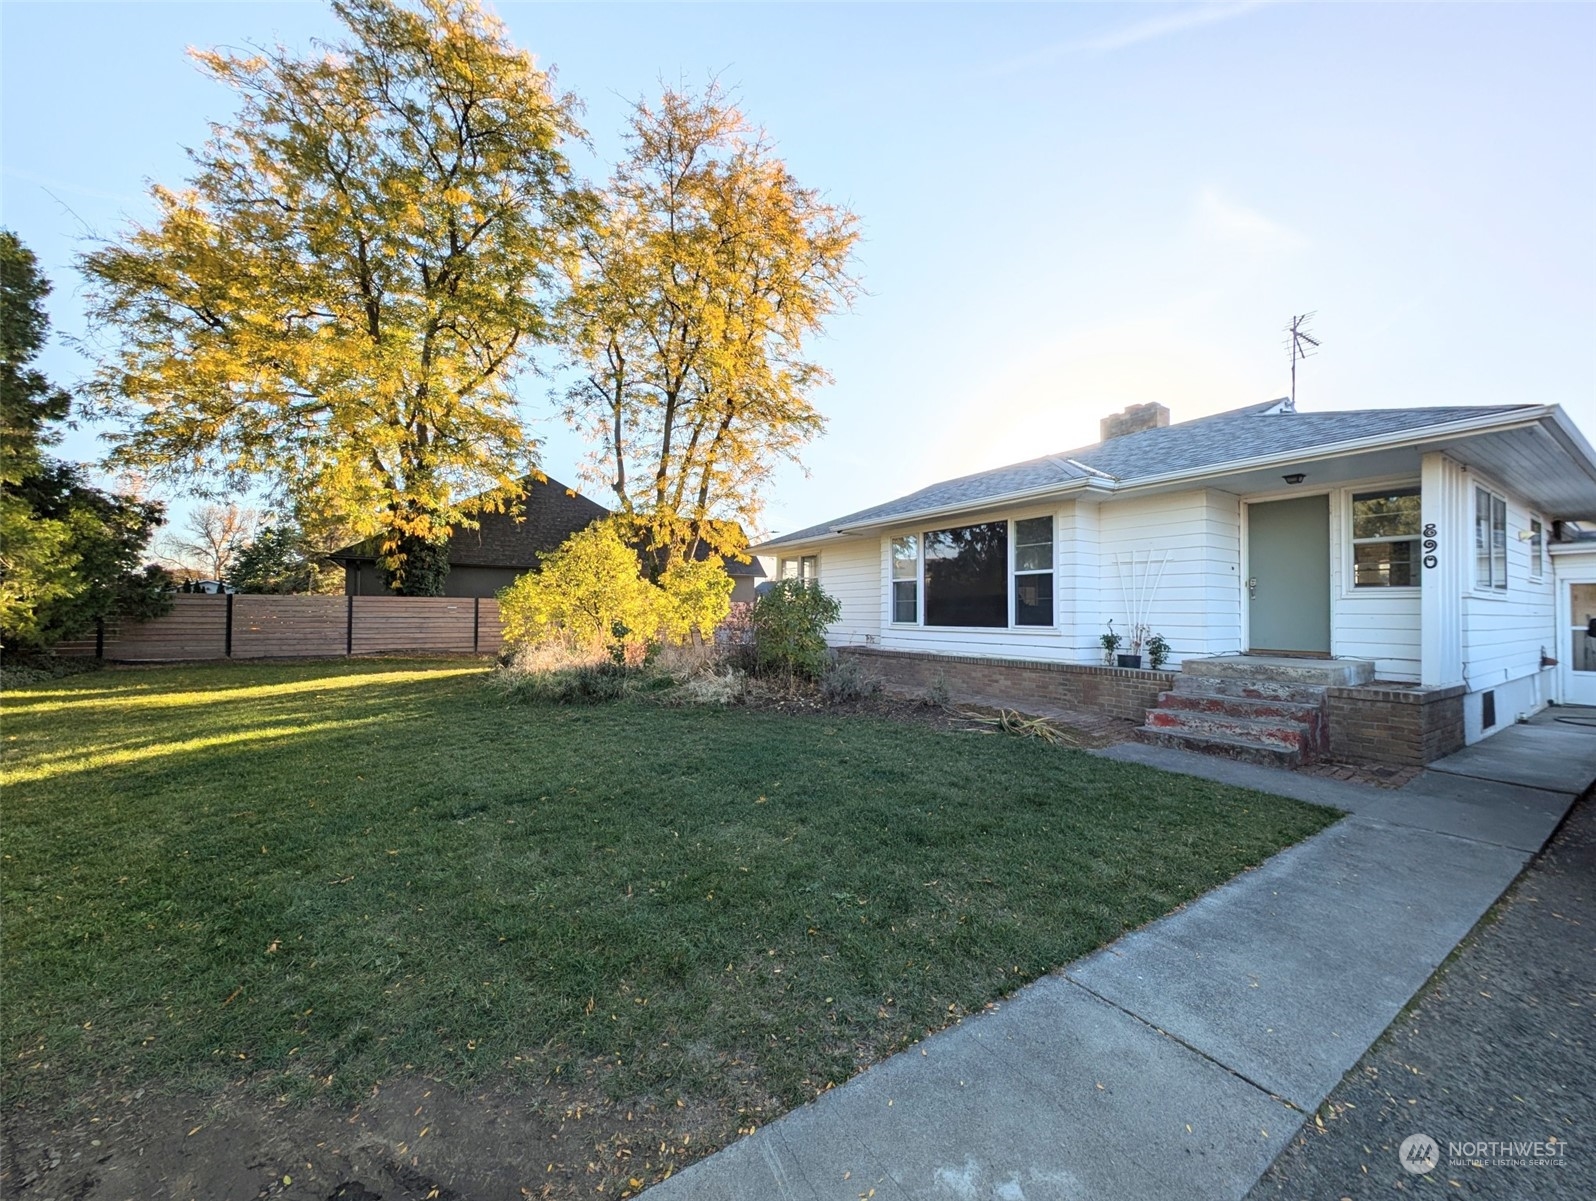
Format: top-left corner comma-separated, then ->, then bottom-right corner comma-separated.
645,710 -> 1596,1201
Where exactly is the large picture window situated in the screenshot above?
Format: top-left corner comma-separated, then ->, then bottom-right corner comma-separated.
923,522 -> 1008,627
1350,487 -> 1421,588
891,536 -> 918,623
1475,487 -> 1507,591
1013,516 -> 1054,625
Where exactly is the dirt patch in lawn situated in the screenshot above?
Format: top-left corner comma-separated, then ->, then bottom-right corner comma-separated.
2,1072 -> 731,1201
735,682 -> 1135,747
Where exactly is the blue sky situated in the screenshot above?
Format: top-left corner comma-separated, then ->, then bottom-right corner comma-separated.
3,1 -> 1592,539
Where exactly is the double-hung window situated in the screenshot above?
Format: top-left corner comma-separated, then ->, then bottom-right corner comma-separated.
1474,487 -> 1508,591
1012,516 -> 1055,625
1350,487 -> 1421,588
891,536 -> 919,623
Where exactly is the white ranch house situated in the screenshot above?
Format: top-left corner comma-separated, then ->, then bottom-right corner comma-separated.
755,400 -> 1596,766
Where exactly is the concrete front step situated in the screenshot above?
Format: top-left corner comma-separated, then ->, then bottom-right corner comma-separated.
1179,654 -> 1375,688
1134,725 -> 1304,768
1157,689 -> 1324,727
1170,674 -> 1330,704
1144,707 -> 1315,753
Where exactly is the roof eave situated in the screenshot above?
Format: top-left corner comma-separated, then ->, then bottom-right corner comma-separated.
1541,405 -> 1596,495
1109,407 -> 1561,495
753,477 -> 1105,551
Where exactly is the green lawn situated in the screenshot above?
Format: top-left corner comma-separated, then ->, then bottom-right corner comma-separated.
1,658 -> 1336,1118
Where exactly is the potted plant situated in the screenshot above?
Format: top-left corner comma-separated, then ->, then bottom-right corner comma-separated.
1147,632 -> 1171,671
1100,621 -> 1122,666
1117,622 -> 1148,669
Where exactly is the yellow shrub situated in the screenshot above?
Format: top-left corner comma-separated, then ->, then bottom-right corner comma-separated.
497,521 -> 662,649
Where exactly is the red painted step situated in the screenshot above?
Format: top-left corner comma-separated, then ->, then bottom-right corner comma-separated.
1137,667 -> 1333,766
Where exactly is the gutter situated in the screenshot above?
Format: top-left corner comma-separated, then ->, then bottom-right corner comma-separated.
755,406 -> 1571,551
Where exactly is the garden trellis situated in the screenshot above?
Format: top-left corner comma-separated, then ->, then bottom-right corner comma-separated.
1112,549 -> 1171,648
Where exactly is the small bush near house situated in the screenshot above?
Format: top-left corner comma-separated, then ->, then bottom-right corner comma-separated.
750,579 -> 841,680
676,666 -> 746,706
489,639 -> 620,704
498,660 -> 631,705
819,653 -> 880,704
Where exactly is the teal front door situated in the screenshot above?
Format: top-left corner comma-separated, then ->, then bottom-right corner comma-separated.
1247,495 -> 1331,655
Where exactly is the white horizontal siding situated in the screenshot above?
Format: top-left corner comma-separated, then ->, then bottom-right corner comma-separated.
1459,477 -> 1556,696
811,539 -> 881,644
1328,488 -> 1421,681
1096,489 -> 1241,667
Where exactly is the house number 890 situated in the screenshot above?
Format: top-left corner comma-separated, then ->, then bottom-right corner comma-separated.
1422,523 -> 1438,569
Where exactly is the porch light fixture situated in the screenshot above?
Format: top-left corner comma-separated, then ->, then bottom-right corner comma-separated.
1282,472 -> 1306,485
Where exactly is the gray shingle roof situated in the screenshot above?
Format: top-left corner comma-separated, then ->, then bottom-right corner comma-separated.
763,401 -> 1538,547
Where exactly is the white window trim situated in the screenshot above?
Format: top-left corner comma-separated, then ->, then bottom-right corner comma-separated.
1343,481 -> 1423,595
885,511 -> 1058,632
778,553 -> 820,584
889,535 -> 919,626
1010,513 -> 1057,629
1472,484 -> 1510,595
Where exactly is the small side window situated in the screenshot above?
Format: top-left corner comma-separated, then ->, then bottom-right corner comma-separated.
1350,487 -> 1421,588
1012,516 -> 1055,625
1474,487 -> 1507,591
779,554 -> 819,584
890,536 -> 918,624
1529,518 -> 1544,580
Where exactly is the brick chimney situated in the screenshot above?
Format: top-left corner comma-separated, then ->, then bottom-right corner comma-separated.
1100,402 -> 1170,442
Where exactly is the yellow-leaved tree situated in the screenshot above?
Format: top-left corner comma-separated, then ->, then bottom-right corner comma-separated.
656,554 -> 734,644
79,0 -> 581,593
558,84 -> 860,579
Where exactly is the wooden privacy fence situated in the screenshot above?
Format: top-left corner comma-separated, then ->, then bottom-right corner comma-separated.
58,594 -> 505,662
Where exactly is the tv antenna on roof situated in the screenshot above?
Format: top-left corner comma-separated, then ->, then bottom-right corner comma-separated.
1284,312 -> 1320,414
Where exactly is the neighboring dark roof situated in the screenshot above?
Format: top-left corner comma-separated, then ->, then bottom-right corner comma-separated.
721,556 -> 766,578
763,401 -> 1538,546
331,474 -> 766,574
331,474 -> 608,568
689,540 -> 766,577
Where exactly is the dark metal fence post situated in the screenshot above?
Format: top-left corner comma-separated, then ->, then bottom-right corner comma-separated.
346,594 -> 355,656
223,593 -> 234,658
473,596 -> 481,655
95,617 -> 105,659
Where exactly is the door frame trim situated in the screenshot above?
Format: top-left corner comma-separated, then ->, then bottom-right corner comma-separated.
1557,572 -> 1596,705
1240,489 -> 1335,655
